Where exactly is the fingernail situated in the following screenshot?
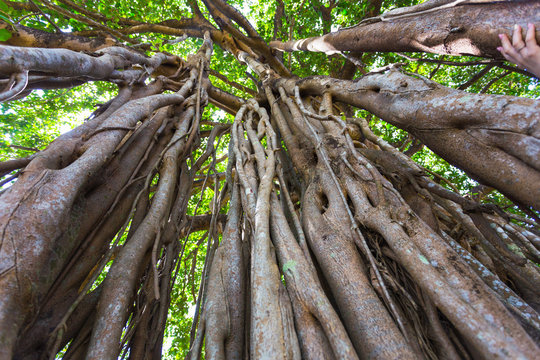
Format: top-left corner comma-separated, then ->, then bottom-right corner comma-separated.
498,34 -> 503,39
514,24 -> 519,30
497,47 -> 502,51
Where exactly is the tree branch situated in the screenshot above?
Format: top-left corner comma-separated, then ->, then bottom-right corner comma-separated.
270,1 -> 540,60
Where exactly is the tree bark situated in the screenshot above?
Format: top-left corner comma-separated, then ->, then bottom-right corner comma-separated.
270,0 -> 540,60
1,2 -> 539,360
277,71 -> 540,211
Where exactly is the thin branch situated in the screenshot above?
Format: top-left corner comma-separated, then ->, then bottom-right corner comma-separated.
28,0 -> 61,32
0,170 -> 20,187
480,70 -> 511,93
396,53 -> 536,78
396,52 -> 496,66
55,0 -> 139,26
209,69 -> 256,96
38,0 -> 135,44
458,64 -> 494,90
9,144 -> 40,152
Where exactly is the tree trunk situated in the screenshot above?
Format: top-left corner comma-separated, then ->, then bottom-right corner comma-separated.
0,1 -> 539,360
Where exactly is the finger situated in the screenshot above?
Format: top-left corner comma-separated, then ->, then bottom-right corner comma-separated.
499,34 -> 521,59
512,24 -> 525,49
497,47 -> 520,66
525,23 -> 537,47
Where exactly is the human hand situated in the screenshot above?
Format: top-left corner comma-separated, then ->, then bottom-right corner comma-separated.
498,23 -> 540,78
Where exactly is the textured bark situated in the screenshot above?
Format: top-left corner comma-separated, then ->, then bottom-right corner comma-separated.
278,71 -> 540,211
85,86 -> 197,359
201,182 -> 246,359
231,104 -> 301,359
0,23 -> 117,52
0,90 -> 187,358
1,2 -> 539,360
0,45 -> 170,78
270,194 -> 358,359
301,172 -> 416,359
12,111 -> 171,358
271,0 -> 540,59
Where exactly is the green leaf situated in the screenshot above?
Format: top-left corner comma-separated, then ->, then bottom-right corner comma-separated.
0,1 -> 9,12
0,13 -> 13,24
0,28 -> 12,41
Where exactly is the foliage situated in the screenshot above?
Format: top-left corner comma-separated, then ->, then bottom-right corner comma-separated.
0,82 -> 115,161
0,0 -> 538,358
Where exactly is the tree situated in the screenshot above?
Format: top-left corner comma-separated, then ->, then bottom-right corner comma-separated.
0,0 -> 539,359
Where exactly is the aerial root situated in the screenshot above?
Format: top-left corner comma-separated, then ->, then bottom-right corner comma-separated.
0,70 -> 29,102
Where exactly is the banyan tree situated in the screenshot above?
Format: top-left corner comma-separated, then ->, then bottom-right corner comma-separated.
0,0 -> 539,359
